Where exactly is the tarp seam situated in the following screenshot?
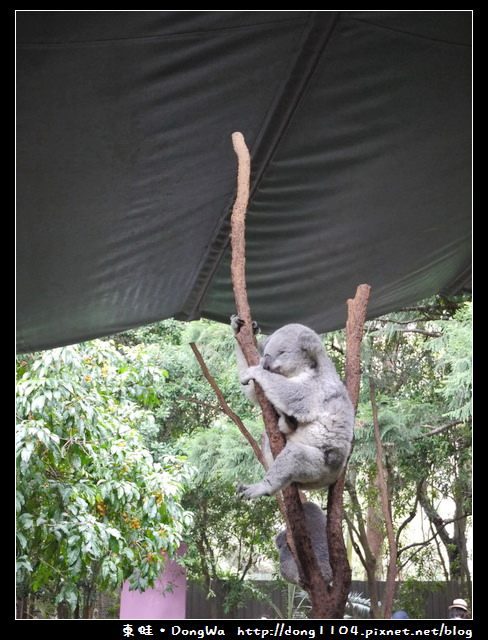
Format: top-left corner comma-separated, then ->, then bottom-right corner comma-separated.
351,15 -> 471,47
177,11 -> 342,322
16,14 -> 308,49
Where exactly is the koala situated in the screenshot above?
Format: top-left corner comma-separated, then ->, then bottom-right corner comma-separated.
275,501 -> 332,587
231,316 -> 354,499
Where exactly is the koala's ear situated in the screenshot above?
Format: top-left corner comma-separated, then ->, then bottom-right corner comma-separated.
258,336 -> 269,356
298,330 -> 323,366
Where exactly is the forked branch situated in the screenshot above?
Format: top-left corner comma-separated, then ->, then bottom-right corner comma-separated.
229,131 -> 327,614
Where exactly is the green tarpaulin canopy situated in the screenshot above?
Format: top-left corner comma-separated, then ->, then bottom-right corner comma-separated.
16,11 -> 472,353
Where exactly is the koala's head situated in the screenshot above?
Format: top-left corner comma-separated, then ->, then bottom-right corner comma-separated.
274,530 -> 287,550
260,324 -> 326,378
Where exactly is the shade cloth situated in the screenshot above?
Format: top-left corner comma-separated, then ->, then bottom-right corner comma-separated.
16,11 -> 472,353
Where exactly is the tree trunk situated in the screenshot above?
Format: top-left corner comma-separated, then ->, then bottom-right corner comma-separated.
230,132 -> 329,617
370,377 -> 397,619
418,478 -> 471,586
229,132 -> 371,618
323,284 -> 370,618
345,473 -> 383,617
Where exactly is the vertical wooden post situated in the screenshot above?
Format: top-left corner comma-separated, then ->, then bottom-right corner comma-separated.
324,284 -> 371,618
229,132 -> 327,615
229,132 -> 371,618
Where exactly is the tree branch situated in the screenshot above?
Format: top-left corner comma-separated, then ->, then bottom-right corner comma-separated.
414,420 -> 464,439
345,284 -> 371,410
323,284 -> 370,618
230,132 -> 253,339
189,342 -> 264,466
229,132 -> 327,614
193,134 -> 372,616
369,376 -> 397,619
229,132 -> 285,455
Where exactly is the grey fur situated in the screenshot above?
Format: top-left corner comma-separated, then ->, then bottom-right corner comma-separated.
231,317 -> 354,499
275,502 -> 332,586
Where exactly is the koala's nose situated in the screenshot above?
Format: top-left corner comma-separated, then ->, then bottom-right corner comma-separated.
262,354 -> 272,371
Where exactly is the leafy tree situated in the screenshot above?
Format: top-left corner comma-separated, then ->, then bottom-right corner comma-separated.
179,417 -> 280,615
114,304 -> 472,617
344,297 -> 472,616
21,301 -> 467,619
427,301 -> 472,422
394,577 -> 444,619
120,320 -> 284,616
16,340 -> 194,618
112,302 -> 472,618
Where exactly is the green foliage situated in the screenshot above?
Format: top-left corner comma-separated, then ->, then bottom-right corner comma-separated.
182,420 -> 263,486
182,423 -> 279,596
345,592 -> 371,619
394,578 -> 444,619
346,296 -> 472,588
17,299 -> 472,617
427,302 -> 472,421
115,318 -> 279,610
16,340 -> 194,617
219,575 -> 267,615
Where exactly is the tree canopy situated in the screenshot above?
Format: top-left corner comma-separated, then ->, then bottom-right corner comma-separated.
16,339 -> 194,618
16,296 -> 472,619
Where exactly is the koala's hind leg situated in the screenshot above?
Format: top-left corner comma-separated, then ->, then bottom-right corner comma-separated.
238,443 -> 326,499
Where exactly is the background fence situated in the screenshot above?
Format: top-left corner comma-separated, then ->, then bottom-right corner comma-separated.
186,581 -> 469,620
90,580 -> 469,619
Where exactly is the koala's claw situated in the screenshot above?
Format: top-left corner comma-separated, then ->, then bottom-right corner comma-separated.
240,364 -> 260,387
238,482 -> 269,500
230,314 -> 244,334
230,315 -> 260,335
237,484 -> 250,499
238,483 -> 259,500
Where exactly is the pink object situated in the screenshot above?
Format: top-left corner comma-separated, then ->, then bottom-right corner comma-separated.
120,545 -> 187,619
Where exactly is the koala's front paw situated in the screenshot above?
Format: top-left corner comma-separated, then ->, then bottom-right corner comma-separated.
230,315 -> 260,335
238,482 -> 268,500
240,365 -> 261,386
230,314 -> 244,334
